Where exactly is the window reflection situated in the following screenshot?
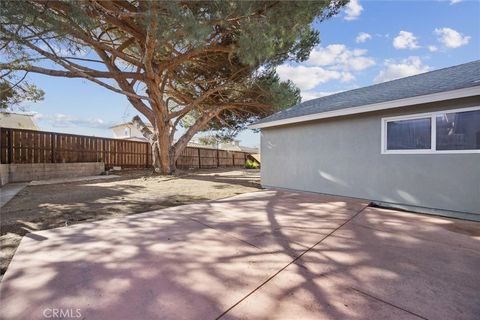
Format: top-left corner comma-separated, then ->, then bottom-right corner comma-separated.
387,118 -> 431,150
436,110 -> 480,150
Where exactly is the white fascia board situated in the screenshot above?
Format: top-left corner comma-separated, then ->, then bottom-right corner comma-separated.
249,86 -> 480,129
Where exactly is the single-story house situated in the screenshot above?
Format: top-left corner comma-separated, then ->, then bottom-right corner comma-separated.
251,60 -> 480,220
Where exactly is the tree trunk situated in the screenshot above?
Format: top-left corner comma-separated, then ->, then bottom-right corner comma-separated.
133,111 -> 218,175
154,121 -> 174,175
132,115 -> 175,174
150,141 -> 161,172
149,137 -> 175,174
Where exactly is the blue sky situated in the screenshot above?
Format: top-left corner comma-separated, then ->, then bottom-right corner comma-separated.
19,0 -> 480,147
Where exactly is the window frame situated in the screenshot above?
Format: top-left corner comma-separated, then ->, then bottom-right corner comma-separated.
381,105 -> 480,154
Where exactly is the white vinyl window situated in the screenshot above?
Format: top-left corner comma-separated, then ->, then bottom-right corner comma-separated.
381,106 -> 480,154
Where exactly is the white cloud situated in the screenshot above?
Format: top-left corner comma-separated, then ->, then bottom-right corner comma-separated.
393,31 -> 420,49
340,72 -> 355,82
276,65 -> 353,91
308,44 -> 375,71
34,113 -> 112,128
434,27 -> 470,48
428,45 -> 438,52
374,57 -> 430,83
356,32 -> 372,43
344,0 -> 363,21
450,0 -> 462,4
276,43 -> 375,94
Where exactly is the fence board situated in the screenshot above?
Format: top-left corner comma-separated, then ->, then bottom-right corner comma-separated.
0,127 -> 252,169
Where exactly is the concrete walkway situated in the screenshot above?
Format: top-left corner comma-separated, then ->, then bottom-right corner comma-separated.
0,183 -> 27,208
0,190 -> 479,320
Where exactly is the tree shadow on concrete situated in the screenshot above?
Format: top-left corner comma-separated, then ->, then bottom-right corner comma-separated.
0,181 -> 210,275
1,190 -> 479,319
182,174 -> 261,189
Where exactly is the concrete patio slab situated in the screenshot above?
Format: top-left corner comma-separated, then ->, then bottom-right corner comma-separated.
225,206 -> 480,320
222,263 -> 421,320
0,190 -> 366,320
0,211 -> 292,320
188,190 -> 369,250
1,190 -> 479,320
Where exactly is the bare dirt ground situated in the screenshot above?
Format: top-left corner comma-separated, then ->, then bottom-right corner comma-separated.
0,169 -> 260,275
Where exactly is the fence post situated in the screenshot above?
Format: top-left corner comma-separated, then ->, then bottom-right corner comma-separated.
7,128 -> 13,164
50,134 -> 56,163
232,152 -> 235,167
197,147 -> 201,168
145,143 -> 149,168
102,139 -> 107,167
216,149 -> 219,168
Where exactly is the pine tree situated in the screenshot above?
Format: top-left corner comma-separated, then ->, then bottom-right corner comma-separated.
0,0 -> 346,173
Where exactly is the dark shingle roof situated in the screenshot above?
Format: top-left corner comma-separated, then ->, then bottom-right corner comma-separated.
254,60 -> 480,126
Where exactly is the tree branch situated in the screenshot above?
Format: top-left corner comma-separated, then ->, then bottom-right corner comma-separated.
173,109 -> 224,159
93,47 -> 155,121
0,63 -> 142,80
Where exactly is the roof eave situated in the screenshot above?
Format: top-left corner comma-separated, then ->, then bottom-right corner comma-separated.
249,86 -> 480,129
109,122 -> 132,129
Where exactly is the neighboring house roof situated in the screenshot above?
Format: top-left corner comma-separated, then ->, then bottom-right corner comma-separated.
180,140 -> 256,153
110,122 -> 154,129
251,60 -> 480,129
240,146 -> 259,153
0,112 -> 39,130
218,144 -> 242,151
186,141 -> 217,149
248,153 -> 261,164
122,137 -> 149,142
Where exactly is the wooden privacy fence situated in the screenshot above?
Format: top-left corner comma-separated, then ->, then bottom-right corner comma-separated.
0,128 -> 250,169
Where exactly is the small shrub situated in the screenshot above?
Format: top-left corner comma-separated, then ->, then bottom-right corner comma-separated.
244,159 -> 259,169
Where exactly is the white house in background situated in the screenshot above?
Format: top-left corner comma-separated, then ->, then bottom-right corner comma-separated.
110,122 -> 152,141
0,111 -> 39,130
